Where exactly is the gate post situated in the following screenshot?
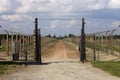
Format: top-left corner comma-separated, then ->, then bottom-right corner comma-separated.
38,28 -> 42,63
34,18 -> 41,63
93,34 -> 96,61
80,18 -> 86,63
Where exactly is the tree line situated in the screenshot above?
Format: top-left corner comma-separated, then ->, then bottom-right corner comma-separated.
45,34 -> 77,39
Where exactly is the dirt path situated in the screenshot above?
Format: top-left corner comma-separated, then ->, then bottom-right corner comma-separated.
42,40 -> 79,63
0,41 -> 120,80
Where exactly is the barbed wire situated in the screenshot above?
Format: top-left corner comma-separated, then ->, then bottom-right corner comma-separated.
38,18 -> 82,21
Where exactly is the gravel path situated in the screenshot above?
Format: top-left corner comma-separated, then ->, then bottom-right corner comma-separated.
0,62 -> 120,80
0,41 -> 120,80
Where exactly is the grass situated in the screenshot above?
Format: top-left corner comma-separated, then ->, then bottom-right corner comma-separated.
64,41 -> 78,50
41,37 -> 58,57
0,45 -> 6,52
0,65 -> 8,75
0,61 -> 21,75
92,61 -> 120,77
41,37 -> 57,50
0,44 -> 12,52
86,42 -> 120,53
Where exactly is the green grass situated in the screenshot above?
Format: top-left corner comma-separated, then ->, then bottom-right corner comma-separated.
0,45 -> 6,52
0,44 -> 12,52
0,61 -> 21,75
86,42 -> 120,52
0,65 -> 8,75
92,61 -> 120,77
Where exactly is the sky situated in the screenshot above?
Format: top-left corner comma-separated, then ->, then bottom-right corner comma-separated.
0,0 -> 120,36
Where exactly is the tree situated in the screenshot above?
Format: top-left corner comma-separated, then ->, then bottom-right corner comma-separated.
46,34 -> 52,37
53,34 -> 56,38
64,35 -> 67,38
68,34 -> 76,37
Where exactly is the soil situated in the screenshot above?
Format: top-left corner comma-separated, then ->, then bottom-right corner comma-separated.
0,40 -> 120,80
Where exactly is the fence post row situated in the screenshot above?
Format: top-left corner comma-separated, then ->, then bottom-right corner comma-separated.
85,27 -> 120,61
0,29 -> 35,61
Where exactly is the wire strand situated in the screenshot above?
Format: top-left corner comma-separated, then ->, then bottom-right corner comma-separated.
38,19 -> 82,20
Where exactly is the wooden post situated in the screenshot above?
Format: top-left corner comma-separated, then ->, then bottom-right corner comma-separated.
80,18 -> 86,63
19,33 -> 22,53
23,35 -> 25,52
106,31 -> 110,54
34,18 -> 41,62
38,28 -> 42,63
15,33 -> 18,42
4,30 -> 9,55
111,30 -> 115,54
25,34 -> 27,61
11,32 -> 14,46
101,34 -> 104,51
97,33 -> 100,61
93,34 -> 96,61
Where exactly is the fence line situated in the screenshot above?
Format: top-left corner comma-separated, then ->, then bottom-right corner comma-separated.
0,29 -> 35,61
86,28 -> 120,61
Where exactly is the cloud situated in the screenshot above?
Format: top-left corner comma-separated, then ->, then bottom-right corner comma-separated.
1,14 -> 21,21
50,21 -> 58,29
49,19 -> 79,30
88,1 -> 106,10
108,0 -> 120,9
0,0 -> 120,14
15,0 -> 109,15
15,0 -> 34,13
15,0 -> 73,15
15,0 -> 52,13
1,14 -> 32,21
0,0 -> 120,35
15,0 -> 120,16
67,19 -> 78,28
111,21 -> 120,28
69,20 -> 77,25
10,23 -> 21,29
0,0 -> 20,13
0,0 -> 11,12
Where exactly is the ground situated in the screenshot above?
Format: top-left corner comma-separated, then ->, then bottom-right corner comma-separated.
0,41 -> 120,80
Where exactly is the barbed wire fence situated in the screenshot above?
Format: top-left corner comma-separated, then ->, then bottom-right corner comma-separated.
86,28 -> 120,61
0,29 -> 35,61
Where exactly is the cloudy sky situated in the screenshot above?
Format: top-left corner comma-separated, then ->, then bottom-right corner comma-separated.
0,0 -> 120,36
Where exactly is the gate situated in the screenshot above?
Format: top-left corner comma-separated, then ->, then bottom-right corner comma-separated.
1,18 -> 119,63
34,18 -> 86,63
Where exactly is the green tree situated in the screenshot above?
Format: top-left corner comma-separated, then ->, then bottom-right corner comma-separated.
68,34 -> 76,37
46,34 -> 52,37
53,34 -> 56,38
